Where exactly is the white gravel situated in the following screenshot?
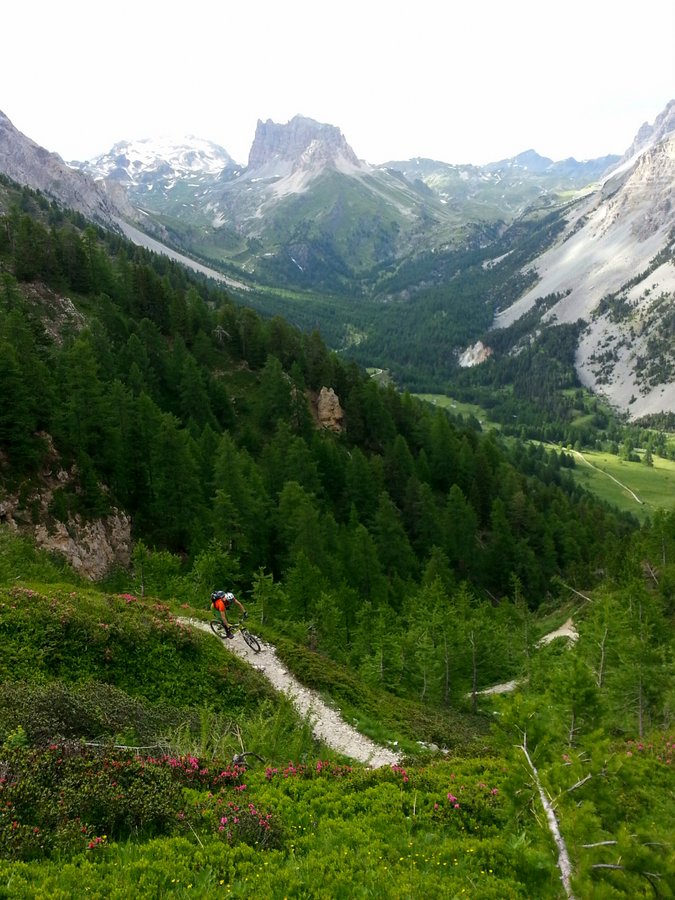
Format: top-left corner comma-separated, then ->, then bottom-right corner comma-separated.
179,618 -> 402,768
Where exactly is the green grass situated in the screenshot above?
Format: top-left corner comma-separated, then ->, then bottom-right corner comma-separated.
415,394 -> 500,428
561,447 -> 675,521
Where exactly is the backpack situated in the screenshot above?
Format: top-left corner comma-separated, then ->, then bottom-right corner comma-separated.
211,590 -> 233,609
210,590 -> 225,608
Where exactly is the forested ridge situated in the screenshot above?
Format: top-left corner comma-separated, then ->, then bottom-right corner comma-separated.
1,183 -> 634,602
0,180 -> 673,897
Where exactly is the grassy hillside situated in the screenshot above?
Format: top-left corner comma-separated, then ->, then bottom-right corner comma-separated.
1,532 -> 673,897
1,178 -> 673,898
417,394 -> 675,523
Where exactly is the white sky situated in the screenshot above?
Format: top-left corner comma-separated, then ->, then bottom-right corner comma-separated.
2,0 -> 673,167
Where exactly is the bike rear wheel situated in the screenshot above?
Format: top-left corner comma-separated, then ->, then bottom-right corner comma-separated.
242,628 -> 261,653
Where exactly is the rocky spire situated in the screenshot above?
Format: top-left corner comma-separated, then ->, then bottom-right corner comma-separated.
246,115 -> 360,174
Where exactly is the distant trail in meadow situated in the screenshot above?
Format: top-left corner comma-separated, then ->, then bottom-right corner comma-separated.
569,448 -> 643,505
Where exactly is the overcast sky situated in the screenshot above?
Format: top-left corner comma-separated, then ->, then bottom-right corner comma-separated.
2,0 -> 673,167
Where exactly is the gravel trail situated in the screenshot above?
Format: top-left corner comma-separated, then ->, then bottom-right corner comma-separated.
475,618 -> 579,696
179,617 -> 401,768
180,615 -> 579,755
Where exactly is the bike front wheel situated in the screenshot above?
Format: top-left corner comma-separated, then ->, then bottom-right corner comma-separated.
242,629 -> 261,652
210,620 -> 227,639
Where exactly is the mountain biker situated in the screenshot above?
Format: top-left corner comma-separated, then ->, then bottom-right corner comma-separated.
211,590 -> 247,638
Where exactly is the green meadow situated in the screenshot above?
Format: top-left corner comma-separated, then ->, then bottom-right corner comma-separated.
415,394 -> 498,428
563,448 -> 675,522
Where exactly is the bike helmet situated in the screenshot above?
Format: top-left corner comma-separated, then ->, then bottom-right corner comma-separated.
211,590 -> 226,602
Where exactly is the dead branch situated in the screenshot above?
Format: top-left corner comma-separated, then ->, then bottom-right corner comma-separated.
566,773 -> 592,793
519,732 -> 575,899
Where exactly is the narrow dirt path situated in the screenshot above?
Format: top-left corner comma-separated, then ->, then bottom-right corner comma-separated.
179,618 -> 401,768
476,618 -> 579,696
535,617 -> 579,647
569,448 -> 643,505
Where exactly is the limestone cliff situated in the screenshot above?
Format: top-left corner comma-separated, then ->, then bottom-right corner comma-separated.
0,435 -> 131,580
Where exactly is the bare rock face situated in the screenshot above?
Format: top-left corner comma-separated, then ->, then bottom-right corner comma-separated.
617,99 -> 675,165
0,109 -> 137,226
316,387 -> 345,433
21,282 -> 87,344
0,434 -> 132,580
33,511 -> 131,580
247,115 -> 360,174
458,340 -> 493,367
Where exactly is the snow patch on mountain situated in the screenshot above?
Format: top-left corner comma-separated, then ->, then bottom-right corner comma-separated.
80,136 -> 236,186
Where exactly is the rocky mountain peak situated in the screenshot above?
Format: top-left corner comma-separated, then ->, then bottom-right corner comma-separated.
0,109 -> 136,226
493,101 -> 675,420
246,115 -> 361,176
618,98 -> 675,165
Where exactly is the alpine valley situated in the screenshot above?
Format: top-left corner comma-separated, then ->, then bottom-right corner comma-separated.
0,101 -> 674,900
3,101 -> 674,422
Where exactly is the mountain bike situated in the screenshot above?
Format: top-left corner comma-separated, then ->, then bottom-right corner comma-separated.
210,615 -> 262,653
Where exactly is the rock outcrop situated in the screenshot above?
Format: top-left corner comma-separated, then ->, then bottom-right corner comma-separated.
315,387 -> 345,433
32,512 -> 131,581
458,340 -> 493,368
0,434 -> 132,580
